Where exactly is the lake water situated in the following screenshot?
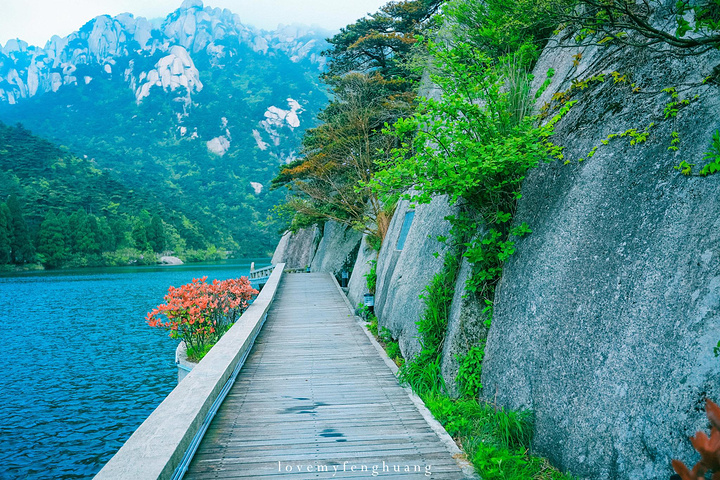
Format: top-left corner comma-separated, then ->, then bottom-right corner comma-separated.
0,259 -> 270,479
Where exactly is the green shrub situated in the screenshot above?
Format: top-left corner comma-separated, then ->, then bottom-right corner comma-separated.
397,252 -> 460,395
420,393 -> 570,479
365,312 -> 378,337
700,130 -> 720,176
186,344 -> 213,362
457,342 -> 486,399
365,260 -> 377,294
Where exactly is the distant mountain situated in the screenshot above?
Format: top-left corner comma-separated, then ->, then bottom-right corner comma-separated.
0,0 -> 332,257
0,0 -> 329,103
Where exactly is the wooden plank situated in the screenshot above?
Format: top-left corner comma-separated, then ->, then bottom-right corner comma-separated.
184,273 -> 471,479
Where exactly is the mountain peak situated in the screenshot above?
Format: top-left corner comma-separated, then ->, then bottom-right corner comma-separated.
180,0 -> 204,10
2,38 -> 29,55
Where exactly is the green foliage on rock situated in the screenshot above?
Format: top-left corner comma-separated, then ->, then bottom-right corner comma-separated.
372,0 -> 572,312
365,1 -> 579,477
700,130 -> 720,176
456,342 -> 486,399
364,259 -> 378,295
424,394 -> 575,479
398,251 -> 461,396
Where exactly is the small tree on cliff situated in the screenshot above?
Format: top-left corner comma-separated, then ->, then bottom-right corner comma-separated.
272,73 -> 410,241
272,0 -> 440,243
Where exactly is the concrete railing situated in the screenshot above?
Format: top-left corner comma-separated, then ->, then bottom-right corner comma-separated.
95,263 -> 285,480
249,262 -> 274,281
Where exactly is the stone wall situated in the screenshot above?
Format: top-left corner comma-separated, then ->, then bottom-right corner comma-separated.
481,33 -> 720,479
347,234 -> 377,310
374,196 -> 453,360
310,221 -> 363,276
271,226 -> 320,269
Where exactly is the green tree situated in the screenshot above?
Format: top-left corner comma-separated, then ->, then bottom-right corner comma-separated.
95,216 -> 115,252
37,211 -> 68,268
108,215 -> 130,249
6,194 -> 34,264
147,215 -> 166,253
68,208 -> 99,254
323,0 -> 443,84
132,212 -> 151,251
273,0 -> 443,241
83,215 -> 101,254
273,73 -> 409,240
0,203 -> 12,264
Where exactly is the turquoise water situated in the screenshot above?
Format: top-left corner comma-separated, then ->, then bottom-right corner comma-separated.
0,259 -> 270,479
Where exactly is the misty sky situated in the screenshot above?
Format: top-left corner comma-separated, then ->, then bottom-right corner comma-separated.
0,0 -> 390,47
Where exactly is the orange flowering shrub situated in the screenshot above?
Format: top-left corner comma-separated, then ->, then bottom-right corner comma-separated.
673,399 -> 720,480
146,276 -> 258,358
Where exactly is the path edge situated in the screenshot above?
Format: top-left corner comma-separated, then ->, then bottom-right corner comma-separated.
329,273 -> 480,480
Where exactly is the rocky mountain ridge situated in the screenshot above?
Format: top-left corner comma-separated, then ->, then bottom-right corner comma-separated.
0,0 -> 328,106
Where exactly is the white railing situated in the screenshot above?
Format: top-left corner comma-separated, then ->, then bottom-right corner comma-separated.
249,262 -> 275,282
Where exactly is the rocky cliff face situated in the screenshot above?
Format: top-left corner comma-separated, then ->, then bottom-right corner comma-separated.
374,196 -> 453,360
271,221 -> 363,276
0,0 -> 326,106
479,34 -> 720,479
346,233 -> 377,309
310,222 -> 363,275
271,226 -> 321,269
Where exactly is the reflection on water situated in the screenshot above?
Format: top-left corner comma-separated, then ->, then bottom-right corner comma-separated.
0,259 -> 269,479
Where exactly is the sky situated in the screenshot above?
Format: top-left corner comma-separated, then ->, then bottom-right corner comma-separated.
0,0 -> 389,47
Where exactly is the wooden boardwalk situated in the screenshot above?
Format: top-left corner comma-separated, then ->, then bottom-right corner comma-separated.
185,273 -> 472,479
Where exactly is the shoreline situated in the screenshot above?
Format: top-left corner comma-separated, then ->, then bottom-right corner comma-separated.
0,257 -> 273,277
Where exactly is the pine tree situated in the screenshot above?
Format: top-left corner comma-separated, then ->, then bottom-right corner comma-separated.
147,215 -> 166,253
68,208 -> 99,254
108,216 -> 129,249
82,215 -> 101,254
6,195 -> 35,264
131,210 -> 152,251
132,222 -> 150,251
96,216 -> 115,252
323,0 -> 442,84
37,211 -> 68,268
57,212 -> 71,249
